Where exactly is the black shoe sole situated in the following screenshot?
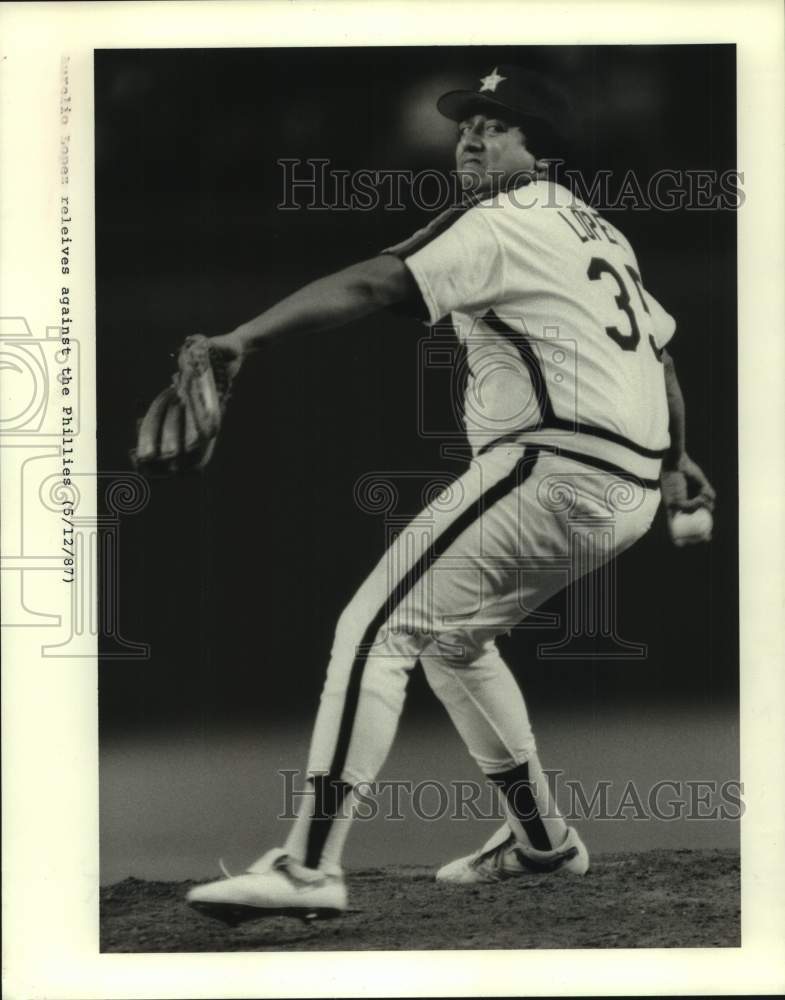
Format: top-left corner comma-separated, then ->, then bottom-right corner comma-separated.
187,899 -> 344,927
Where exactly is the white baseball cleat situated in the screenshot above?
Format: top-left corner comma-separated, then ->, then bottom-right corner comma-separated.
435,824 -> 589,884
186,848 -> 347,925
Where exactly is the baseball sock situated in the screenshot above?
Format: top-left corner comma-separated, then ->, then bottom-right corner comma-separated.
313,790 -> 357,876
283,775 -> 353,872
489,753 -> 568,852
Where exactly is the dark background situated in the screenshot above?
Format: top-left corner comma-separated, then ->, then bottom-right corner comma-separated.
96,45 -> 737,737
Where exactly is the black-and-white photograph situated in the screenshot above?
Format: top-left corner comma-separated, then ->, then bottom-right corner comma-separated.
94,45 -> 741,953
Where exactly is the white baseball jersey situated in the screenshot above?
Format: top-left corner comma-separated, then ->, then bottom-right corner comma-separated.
391,180 -> 675,481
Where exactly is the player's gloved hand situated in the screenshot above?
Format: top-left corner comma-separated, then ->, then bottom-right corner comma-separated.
131,332 -> 243,475
204,329 -> 245,383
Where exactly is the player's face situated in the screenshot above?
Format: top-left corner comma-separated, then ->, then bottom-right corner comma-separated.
455,113 -> 536,192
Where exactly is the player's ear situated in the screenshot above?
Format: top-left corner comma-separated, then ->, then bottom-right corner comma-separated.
533,157 -> 551,178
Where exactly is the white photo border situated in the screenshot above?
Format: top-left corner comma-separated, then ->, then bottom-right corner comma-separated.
1,1 -> 783,997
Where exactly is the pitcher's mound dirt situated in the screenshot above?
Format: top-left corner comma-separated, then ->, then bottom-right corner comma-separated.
100,848 -> 739,952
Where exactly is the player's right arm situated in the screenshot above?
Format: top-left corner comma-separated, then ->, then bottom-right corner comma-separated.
209,254 -> 420,371
660,348 -> 716,513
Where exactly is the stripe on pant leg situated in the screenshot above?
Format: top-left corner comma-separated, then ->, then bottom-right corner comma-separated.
489,760 -> 551,851
304,446 -> 541,868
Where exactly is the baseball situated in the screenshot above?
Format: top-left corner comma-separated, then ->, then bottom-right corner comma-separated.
670,507 -> 713,546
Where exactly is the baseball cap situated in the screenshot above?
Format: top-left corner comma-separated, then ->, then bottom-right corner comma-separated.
437,65 -> 571,148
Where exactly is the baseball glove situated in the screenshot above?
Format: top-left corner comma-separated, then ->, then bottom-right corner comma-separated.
131,335 -> 235,475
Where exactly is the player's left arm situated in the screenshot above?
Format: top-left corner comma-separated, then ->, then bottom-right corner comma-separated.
660,348 -> 716,513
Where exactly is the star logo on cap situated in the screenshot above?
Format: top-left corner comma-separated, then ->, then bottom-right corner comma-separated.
479,67 -> 507,93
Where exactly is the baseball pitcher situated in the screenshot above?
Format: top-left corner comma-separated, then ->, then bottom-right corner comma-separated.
137,65 -> 715,923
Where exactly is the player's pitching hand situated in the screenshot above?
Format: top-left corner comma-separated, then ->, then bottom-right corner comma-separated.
661,453 -> 716,513
660,453 -> 716,546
